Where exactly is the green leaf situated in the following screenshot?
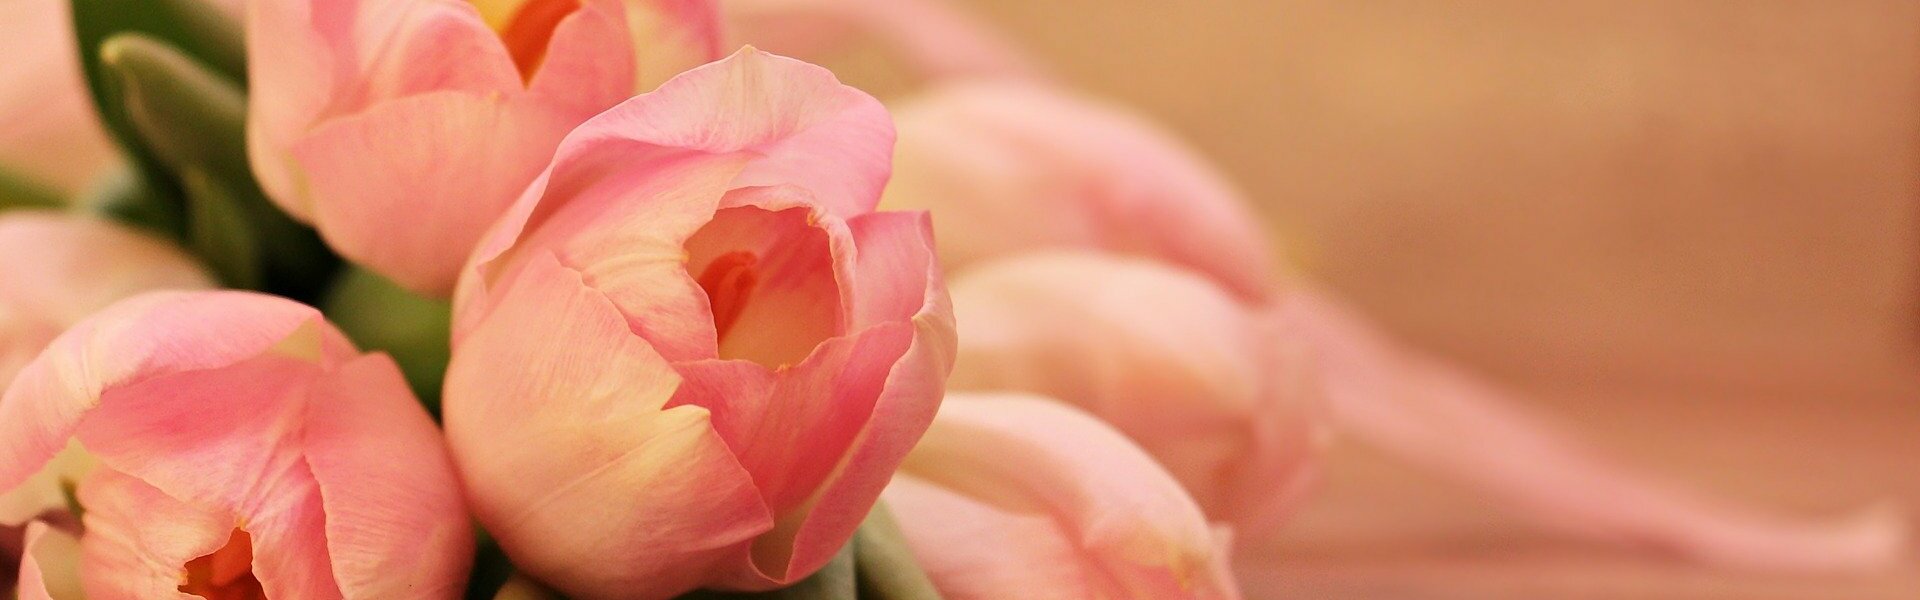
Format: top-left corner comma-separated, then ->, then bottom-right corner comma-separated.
0,167 -> 66,211
180,170 -> 262,288
855,503 -> 943,600
680,543 -> 858,600
97,33 -> 340,300
322,267 -> 454,413
71,0 -> 246,237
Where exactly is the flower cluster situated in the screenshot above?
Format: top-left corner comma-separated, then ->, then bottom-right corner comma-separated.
0,0 -> 1905,599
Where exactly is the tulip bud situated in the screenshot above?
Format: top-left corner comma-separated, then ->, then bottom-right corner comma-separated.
444,49 -> 954,599
887,394 -> 1243,600
948,252 -> 1324,538
0,291 -> 473,598
884,81 -> 1279,302
248,0 -> 723,294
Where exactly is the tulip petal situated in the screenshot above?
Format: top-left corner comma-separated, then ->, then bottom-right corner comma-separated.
291,91 -> 579,293
0,1 -> 119,195
946,252 -> 1322,536
1284,287 -> 1910,572
0,291 -> 346,493
883,476 -> 1097,600
78,466 -> 340,599
561,47 -> 894,217
892,395 -> 1241,600
0,213 -> 211,386
446,253 -> 770,600
17,520 -> 83,600
526,0 -> 636,114
247,0 -> 520,214
886,82 -> 1276,302
623,0 -> 728,90
305,354 -> 474,598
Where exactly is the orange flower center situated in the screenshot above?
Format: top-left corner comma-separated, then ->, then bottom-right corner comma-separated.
696,251 -> 760,343
179,529 -> 266,600
498,0 -> 580,82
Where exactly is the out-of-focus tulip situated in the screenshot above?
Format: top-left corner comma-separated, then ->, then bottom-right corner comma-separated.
885,81 -> 1277,302
948,251 -> 1322,538
246,0 -> 723,294
885,73 -> 1910,572
725,0 -> 1041,83
443,49 -> 953,599
0,212 -> 211,389
887,394 -> 1242,600
0,0 -> 121,197
0,291 -> 473,598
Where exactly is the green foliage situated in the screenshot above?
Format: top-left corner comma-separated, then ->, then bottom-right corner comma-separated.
322,267 -> 455,413
81,19 -> 338,300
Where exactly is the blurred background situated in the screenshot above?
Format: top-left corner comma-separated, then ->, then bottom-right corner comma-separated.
811,1 -> 1920,597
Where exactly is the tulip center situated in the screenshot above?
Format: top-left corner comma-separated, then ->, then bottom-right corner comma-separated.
684,205 -> 844,367
498,0 -> 580,82
179,529 -> 266,600
696,251 -> 759,342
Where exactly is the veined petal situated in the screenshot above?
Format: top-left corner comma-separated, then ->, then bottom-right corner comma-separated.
555,47 -> 894,218
947,252 -> 1322,536
0,292 -> 346,493
445,253 -> 770,600
894,395 -> 1241,600
0,213 -> 209,391
290,91 -> 580,294
247,0 -> 520,215
305,354 -> 473,598
77,467 -> 339,600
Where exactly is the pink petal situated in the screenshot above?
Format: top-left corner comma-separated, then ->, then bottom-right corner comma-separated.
0,213 -> 210,388
77,467 -> 339,599
946,252 -> 1323,537
886,81 -> 1277,302
551,47 -> 894,218
891,395 -> 1242,600
882,476 -> 1097,600
626,0 -> 729,90
444,253 -> 770,600
305,354 -> 474,598
16,520 -> 82,600
290,91 -> 581,294
0,1 -> 119,194
247,0 -> 520,216
526,0 -> 637,114
0,291 -> 346,493
1284,286 -> 1910,572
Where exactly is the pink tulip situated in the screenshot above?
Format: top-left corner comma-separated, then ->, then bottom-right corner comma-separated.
0,0 -> 121,196
0,291 -> 473,598
948,252 -> 1324,539
895,81 -> 1908,571
246,0 -> 724,295
443,48 -> 953,599
887,394 -> 1242,600
886,81 -> 1278,302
